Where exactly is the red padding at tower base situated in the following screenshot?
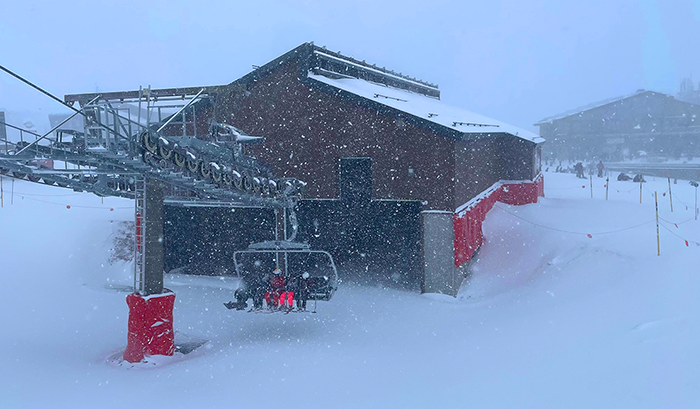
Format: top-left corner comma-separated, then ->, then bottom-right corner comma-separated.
123,290 -> 176,363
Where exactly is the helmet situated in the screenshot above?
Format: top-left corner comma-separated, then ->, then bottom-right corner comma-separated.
273,268 -> 282,275
302,272 -> 310,279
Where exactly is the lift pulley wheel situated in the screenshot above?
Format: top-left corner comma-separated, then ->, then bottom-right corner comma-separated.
158,144 -> 173,160
141,132 -> 158,154
200,163 -> 211,179
173,152 -> 186,167
186,157 -> 199,173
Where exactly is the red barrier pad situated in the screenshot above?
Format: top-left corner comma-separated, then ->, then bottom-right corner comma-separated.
123,290 -> 176,363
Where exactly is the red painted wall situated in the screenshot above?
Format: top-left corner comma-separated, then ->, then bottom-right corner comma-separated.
501,174 -> 545,205
453,174 -> 544,267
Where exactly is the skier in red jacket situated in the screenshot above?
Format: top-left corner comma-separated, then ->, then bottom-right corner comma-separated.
264,268 -> 289,310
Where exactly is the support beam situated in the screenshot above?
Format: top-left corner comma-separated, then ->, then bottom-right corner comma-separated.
275,208 -> 287,273
143,177 -> 165,295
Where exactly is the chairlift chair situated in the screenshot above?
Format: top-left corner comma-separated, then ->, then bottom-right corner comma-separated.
233,240 -> 339,301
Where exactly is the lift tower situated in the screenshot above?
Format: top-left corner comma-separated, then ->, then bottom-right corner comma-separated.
0,65 -> 306,362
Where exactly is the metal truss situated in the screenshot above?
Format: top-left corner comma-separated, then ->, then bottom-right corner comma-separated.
0,80 -> 305,209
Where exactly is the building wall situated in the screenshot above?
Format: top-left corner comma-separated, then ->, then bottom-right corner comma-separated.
454,138 -> 501,208
163,207 -> 276,275
163,158 -> 424,290
213,59 -> 457,210
499,136 -> 538,180
454,136 -> 537,208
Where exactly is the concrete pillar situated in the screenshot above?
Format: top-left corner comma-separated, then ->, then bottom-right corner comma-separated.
143,177 -> 164,295
421,210 -> 459,296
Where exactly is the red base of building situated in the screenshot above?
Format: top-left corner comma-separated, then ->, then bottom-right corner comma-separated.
123,290 -> 176,363
454,175 -> 544,267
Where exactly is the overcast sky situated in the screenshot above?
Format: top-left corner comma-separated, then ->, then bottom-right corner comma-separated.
1,0 -> 698,133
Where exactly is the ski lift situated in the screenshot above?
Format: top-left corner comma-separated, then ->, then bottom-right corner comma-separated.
233,240 -> 339,301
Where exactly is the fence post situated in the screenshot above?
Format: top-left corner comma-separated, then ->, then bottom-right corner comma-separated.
692,182 -> 698,221
668,177 -> 673,212
655,191 -> 660,256
605,176 -> 609,201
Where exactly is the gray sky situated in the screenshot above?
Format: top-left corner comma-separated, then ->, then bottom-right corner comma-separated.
1,0 -> 698,132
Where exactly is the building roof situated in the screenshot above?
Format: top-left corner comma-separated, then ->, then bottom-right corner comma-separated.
307,72 -> 543,143
65,42 -> 543,145
215,42 -> 542,143
534,89 -> 676,126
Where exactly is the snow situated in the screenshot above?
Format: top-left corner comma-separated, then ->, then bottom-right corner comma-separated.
1,172 -> 699,408
307,72 -> 544,144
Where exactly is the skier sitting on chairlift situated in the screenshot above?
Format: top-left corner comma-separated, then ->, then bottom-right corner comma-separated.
224,269 -> 265,311
295,272 -> 311,312
264,268 -> 292,310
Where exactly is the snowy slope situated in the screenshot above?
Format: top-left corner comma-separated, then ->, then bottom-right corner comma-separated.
0,173 -> 698,408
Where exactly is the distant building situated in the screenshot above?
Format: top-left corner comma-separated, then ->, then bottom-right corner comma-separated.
48,113 -> 84,135
535,90 -> 700,161
678,77 -> 700,105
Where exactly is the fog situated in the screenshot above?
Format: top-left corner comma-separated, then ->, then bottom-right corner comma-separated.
1,0 -> 698,132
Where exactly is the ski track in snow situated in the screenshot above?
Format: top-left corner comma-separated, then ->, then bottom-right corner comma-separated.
0,173 -> 698,408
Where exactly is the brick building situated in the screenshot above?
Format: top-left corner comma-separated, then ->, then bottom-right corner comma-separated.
162,42 -> 545,293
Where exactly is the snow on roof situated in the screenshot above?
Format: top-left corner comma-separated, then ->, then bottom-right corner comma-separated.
307,72 -> 543,143
534,89 -> 657,125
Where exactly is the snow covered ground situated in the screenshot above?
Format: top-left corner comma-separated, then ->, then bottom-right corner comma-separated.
1,172 -> 698,408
